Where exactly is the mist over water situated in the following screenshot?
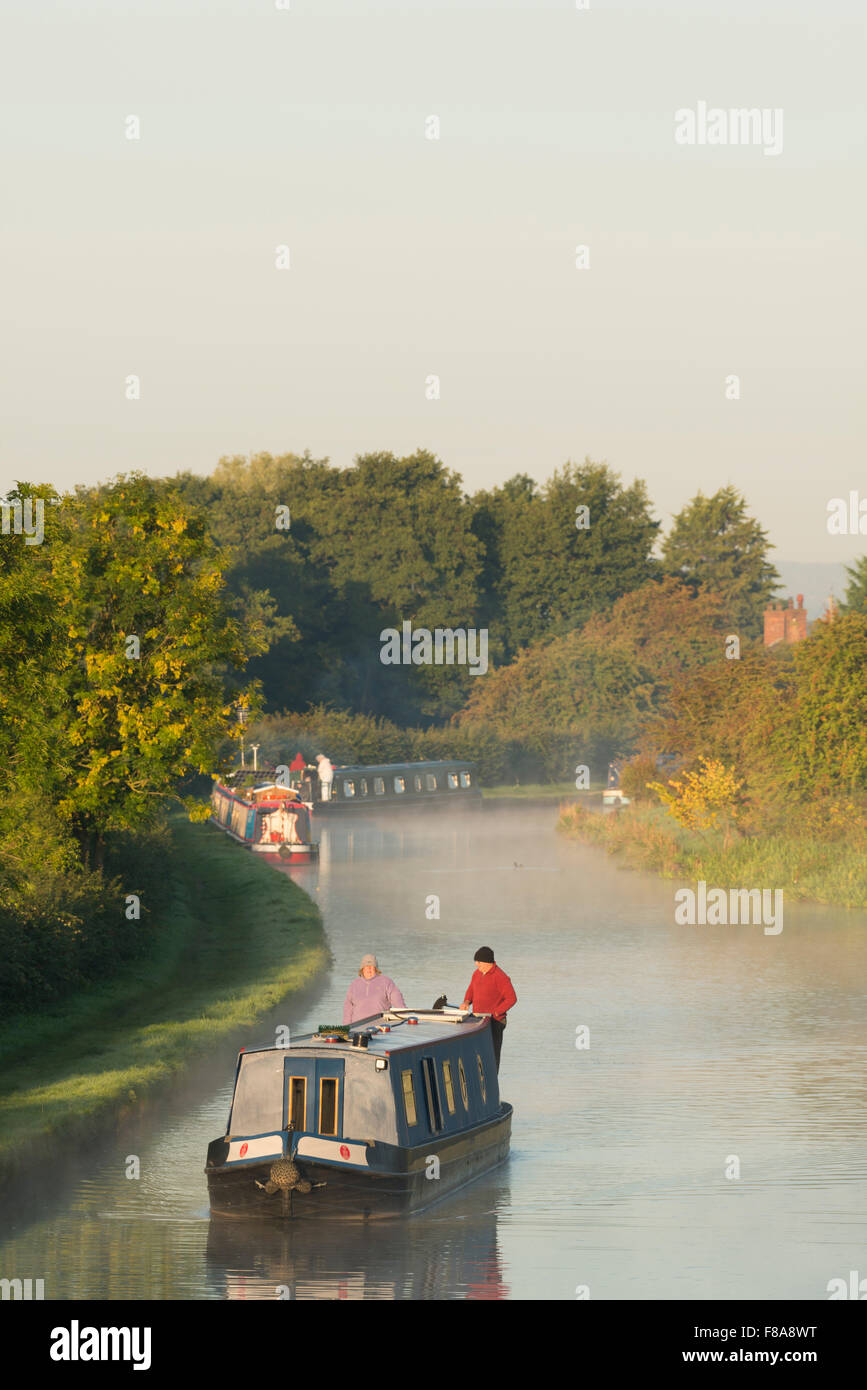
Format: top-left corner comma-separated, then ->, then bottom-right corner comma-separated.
2,805 -> 865,1300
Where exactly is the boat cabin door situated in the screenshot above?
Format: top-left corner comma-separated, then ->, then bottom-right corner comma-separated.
284,1057 -> 344,1138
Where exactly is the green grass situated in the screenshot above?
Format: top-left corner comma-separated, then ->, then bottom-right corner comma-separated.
482,782 -> 602,799
558,802 -> 867,909
0,816 -> 329,1180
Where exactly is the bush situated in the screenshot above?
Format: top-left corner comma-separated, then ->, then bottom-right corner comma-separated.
619,755 -> 661,803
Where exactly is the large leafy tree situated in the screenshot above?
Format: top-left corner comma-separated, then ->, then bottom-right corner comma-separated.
311,448 -> 483,718
3,474 -> 269,869
478,460 -> 659,654
661,486 -> 780,638
457,578 -> 729,776
175,449 -> 484,721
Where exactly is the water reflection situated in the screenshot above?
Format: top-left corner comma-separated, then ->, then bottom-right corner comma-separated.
206,1187 -> 510,1301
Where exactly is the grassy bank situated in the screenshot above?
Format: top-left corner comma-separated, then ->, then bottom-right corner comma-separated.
558,801 -> 867,909
0,816 -> 329,1181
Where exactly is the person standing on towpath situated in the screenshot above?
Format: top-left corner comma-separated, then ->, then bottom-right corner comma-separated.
462,947 -> 517,1072
343,955 -> 406,1024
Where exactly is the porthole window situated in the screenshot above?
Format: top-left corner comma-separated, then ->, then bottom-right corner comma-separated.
477,1054 -> 487,1104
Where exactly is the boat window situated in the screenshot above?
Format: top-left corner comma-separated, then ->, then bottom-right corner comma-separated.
319,1078 -> 339,1136
421,1058 -> 442,1132
441,1059 -> 456,1114
288,1076 -> 307,1130
425,774 -> 437,791
401,1069 -> 418,1126
414,774 -> 423,792
360,778 -> 368,795
448,772 -> 459,789
374,777 -> 385,796
457,1058 -> 469,1109
229,1051 -> 285,1136
477,1055 -> 487,1104
460,771 -> 472,788
393,776 -> 406,793
343,779 -> 355,798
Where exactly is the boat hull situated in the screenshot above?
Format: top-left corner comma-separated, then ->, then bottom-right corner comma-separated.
209,816 -> 319,859
206,1105 -> 512,1222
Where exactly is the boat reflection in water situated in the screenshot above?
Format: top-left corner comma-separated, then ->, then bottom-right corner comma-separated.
205,1185 -> 510,1300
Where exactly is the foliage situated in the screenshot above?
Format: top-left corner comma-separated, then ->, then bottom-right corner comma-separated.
841,554 -> 867,614
648,757 -> 744,848
456,579 -> 733,779
0,474 -> 267,1008
618,755 -> 661,803
662,486 -> 780,638
472,460 -> 659,656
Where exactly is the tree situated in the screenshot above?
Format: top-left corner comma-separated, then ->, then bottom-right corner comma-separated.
33,474 -> 267,866
483,459 -> 659,653
662,486 -> 780,638
784,611 -> 867,795
841,555 -> 867,614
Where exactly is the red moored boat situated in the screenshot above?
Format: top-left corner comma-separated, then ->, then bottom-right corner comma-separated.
210,778 -> 319,862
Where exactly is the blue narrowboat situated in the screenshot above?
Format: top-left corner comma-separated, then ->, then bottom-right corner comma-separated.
319,759 -> 483,813
205,1008 -> 512,1220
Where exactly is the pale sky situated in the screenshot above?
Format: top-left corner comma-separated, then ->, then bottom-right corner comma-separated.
2,0 -> 865,562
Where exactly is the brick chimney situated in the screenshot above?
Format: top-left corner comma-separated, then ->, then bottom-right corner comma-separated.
764,601 -> 785,646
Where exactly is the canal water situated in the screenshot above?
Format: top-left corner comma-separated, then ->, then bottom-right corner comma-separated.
2,805 -> 865,1300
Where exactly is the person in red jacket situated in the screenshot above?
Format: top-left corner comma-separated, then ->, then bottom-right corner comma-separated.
462,947 -> 516,1072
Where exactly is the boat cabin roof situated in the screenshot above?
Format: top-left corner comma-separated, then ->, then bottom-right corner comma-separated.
332,760 -> 475,775
247,1008 -> 489,1058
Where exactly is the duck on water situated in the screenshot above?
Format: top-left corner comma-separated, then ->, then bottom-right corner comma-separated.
205,1008 -> 512,1221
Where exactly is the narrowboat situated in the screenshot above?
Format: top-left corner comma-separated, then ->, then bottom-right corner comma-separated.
210,776 -> 319,861
205,1007 -> 512,1221
319,759 -> 482,813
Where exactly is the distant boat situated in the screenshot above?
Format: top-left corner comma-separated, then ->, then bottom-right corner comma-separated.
210,777 -> 319,861
603,759 -> 630,807
318,759 -> 483,812
205,1007 -> 512,1220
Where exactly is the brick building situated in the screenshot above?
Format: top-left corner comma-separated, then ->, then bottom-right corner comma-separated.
763,594 -> 808,646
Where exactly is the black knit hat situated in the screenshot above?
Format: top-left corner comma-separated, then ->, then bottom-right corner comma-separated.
474,946 -> 495,963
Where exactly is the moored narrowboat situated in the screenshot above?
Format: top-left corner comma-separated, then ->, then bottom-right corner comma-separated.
210,777 -> 319,861
321,759 -> 482,813
205,1008 -> 512,1220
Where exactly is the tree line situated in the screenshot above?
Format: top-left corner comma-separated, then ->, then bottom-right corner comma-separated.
171,450 -> 784,724
2,453 -> 864,1010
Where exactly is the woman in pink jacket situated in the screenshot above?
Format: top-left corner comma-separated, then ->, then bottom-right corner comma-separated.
343,954 -> 406,1023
